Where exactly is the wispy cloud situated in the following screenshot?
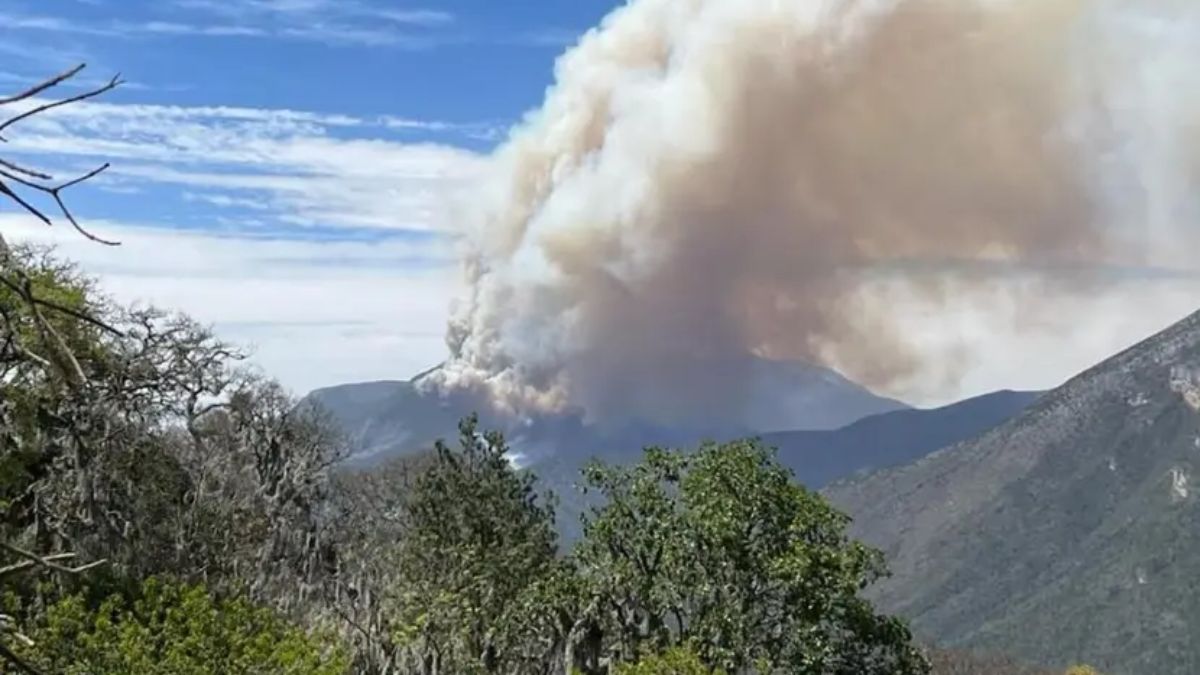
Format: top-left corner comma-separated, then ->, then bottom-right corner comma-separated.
172,0 -> 455,26
505,28 -> 587,49
3,97 -> 487,233
2,214 -> 459,393
0,3 -> 458,48
0,70 -> 151,91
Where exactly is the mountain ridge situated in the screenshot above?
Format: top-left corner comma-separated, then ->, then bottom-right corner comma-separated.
824,308 -> 1200,675
766,389 -> 1040,487
304,357 -> 911,465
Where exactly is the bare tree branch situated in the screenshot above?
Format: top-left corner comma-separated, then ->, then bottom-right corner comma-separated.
0,544 -> 105,674
0,542 -> 107,577
0,158 -> 50,181
0,70 -> 123,140
0,553 -> 78,581
0,63 -> 122,245
0,63 -> 86,106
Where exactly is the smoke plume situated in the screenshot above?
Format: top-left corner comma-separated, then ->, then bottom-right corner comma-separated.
424,0 -> 1200,427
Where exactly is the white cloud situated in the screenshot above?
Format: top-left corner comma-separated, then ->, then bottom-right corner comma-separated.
173,0 -> 455,26
0,2 -> 457,48
504,28 -> 587,49
0,91 -> 486,395
0,70 -> 151,92
0,214 -> 460,394
4,97 -> 488,233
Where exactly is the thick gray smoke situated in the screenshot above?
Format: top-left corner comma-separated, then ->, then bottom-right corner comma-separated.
424,0 -> 1200,427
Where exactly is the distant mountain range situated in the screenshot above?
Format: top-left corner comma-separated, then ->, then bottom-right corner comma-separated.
303,357 -> 911,466
824,309 -> 1200,675
306,359 -> 1041,545
767,389 -> 1040,488
307,310 -> 1200,673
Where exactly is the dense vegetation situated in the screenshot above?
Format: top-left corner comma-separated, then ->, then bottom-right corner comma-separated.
0,245 -> 939,673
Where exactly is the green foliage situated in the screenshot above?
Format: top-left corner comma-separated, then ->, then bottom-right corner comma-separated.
572,439 -> 929,674
19,578 -> 348,675
613,645 -> 725,675
387,415 -> 560,673
0,250 -> 101,522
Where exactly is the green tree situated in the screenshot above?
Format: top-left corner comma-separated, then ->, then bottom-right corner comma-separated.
18,578 -> 348,674
613,645 -> 726,675
572,440 -> 929,675
387,415 -> 560,673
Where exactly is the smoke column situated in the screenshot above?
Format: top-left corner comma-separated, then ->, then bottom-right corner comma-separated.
424,0 -> 1200,427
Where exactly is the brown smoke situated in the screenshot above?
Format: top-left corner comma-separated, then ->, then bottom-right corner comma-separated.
426,0 -> 1200,427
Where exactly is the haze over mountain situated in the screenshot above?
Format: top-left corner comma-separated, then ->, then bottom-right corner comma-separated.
305,357 -> 908,466
307,364 -> 1041,548
825,308 -> 1200,675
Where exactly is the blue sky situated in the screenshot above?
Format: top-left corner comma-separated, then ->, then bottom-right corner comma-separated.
0,0 -> 622,394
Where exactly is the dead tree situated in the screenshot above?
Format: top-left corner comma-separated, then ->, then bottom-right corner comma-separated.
0,63 -> 122,674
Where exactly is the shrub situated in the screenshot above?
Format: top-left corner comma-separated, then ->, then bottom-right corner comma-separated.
19,578 -> 348,675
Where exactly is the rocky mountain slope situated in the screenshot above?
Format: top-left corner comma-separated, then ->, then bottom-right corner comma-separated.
824,309 -> 1200,675
302,378 -> 466,465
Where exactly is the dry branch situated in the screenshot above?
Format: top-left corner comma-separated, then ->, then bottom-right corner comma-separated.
0,542 -> 107,578
0,63 -> 123,245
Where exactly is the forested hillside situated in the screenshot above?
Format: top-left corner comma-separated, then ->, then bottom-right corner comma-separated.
0,240 -> 931,673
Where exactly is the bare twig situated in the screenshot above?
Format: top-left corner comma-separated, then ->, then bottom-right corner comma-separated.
0,164 -> 119,245
0,63 -> 122,245
0,158 -> 50,181
0,63 -> 86,106
0,553 -> 77,581
0,71 -> 123,140
0,542 -> 107,577
0,182 -> 48,225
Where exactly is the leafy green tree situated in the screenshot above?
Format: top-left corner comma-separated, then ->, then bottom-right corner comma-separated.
18,578 -> 348,674
386,415 -> 560,673
572,440 -> 929,675
613,645 -> 726,675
